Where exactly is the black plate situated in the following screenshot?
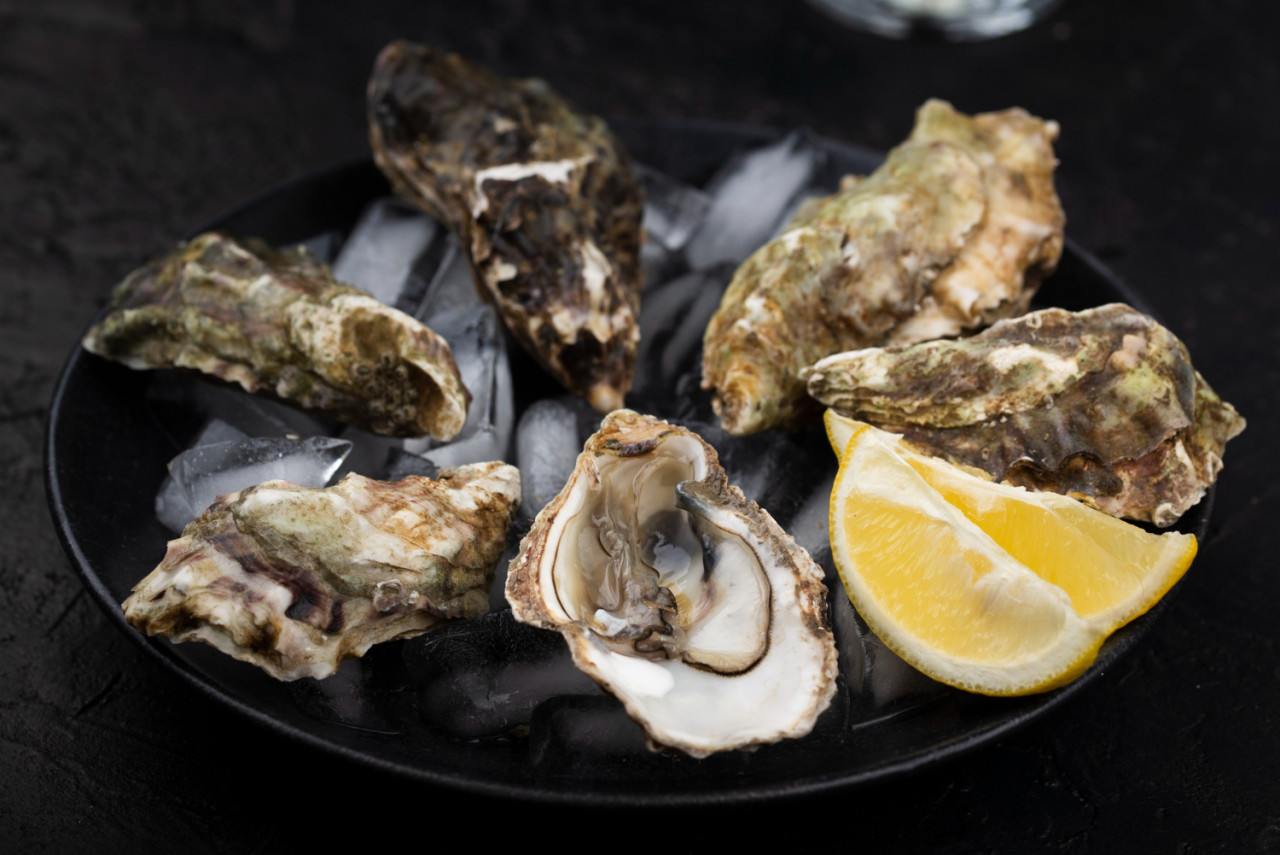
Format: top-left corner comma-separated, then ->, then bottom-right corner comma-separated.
45,119 -> 1209,805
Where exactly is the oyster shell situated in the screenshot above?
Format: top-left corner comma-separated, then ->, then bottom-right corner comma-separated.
368,41 -> 645,413
83,232 -> 470,439
702,99 -> 1064,435
805,304 -> 1246,527
505,410 -> 838,757
123,463 -> 520,680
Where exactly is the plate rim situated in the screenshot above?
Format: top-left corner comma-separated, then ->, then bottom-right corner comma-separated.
43,118 -> 1203,806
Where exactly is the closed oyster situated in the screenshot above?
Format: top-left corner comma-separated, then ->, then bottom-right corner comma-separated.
505,410 -> 838,757
702,99 -> 1064,435
368,41 -> 644,413
83,232 -> 469,439
123,463 -> 520,680
805,304 -> 1245,527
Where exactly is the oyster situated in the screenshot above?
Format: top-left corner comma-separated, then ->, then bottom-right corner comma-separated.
806,304 -> 1245,527
123,463 -> 520,680
702,99 -> 1064,435
83,232 -> 470,439
505,410 -> 838,757
368,41 -> 645,413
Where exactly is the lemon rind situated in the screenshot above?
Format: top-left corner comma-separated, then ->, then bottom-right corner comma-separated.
825,408 -> 1197,631
830,427 -> 1109,696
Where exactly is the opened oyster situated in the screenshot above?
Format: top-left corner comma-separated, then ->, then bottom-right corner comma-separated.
123,463 -> 520,680
83,232 -> 470,439
368,41 -> 645,413
806,304 -> 1245,527
505,410 -> 838,757
702,98 -> 1064,435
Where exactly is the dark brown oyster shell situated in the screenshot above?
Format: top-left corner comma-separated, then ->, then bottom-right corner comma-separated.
367,41 -> 644,413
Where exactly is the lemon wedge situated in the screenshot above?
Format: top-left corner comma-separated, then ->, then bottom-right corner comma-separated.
824,410 -> 1197,696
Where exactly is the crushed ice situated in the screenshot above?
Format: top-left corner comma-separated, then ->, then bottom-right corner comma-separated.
155,133 -> 843,552
156,429 -> 352,532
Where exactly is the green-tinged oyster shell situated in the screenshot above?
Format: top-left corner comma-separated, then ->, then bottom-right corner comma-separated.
702,99 -> 1064,435
805,303 -> 1246,527
367,41 -> 644,413
123,463 -> 520,681
82,232 -> 470,439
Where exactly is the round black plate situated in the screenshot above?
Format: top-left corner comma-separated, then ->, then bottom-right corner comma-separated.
45,119 -> 1209,805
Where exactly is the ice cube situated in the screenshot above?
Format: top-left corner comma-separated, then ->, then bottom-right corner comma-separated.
330,425 -> 403,483
828,581 -> 868,696
677,419 -> 832,524
413,304 -> 515,469
155,419 -> 250,532
630,265 -> 734,408
405,610 -> 602,741
291,230 -> 343,266
189,418 -> 248,449
567,394 -> 610,444
286,655 -> 403,735
769,150 -> 849,239
771,192 -> 823,239
527,695 -> 760,776
515,397 -> 584,520
168,436 -> 352,522
395,228 -> 457,320
526,696 -> 657,776
331,197 -> 439,308
156,472 -> 206,531
786,470 -> 836,565
863,632 -> 946,708
383,447 -> 440,481
488,520 -> 529,612
685,130 -> 827,270
664,369 -> 716,425
633,162 -> 711,252
640,239 -> 679,292
830,589 -> 946,709
415,236 -> 482,325
146,373 -> 337,443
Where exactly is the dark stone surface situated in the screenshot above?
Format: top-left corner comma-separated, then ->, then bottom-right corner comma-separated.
2,0 -> 1277,849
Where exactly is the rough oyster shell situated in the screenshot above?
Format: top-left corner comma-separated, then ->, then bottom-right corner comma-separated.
123,463 -> 520,680
82,232 -> 470,439
805,303 -> 1246,527
702,99 -> 1064,435
505,410 -> 838,757
368,41 -> 644,413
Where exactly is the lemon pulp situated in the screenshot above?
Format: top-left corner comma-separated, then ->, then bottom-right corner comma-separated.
825,411 -> 1197,696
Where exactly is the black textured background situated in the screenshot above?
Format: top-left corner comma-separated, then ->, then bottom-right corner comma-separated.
3,0 -> 1278,850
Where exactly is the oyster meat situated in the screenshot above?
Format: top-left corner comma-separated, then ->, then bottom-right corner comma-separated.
806,304 -> 1246,527
505,410 -> 838,757
702,99 -> 1064,435
368,41 -> 645,413
83,232 -> 470,439
123,463 -> 520,680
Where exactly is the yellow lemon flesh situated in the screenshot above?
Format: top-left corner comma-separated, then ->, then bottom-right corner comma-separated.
825,410 -> 1197,696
